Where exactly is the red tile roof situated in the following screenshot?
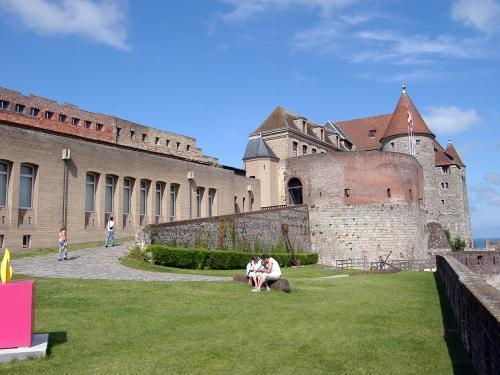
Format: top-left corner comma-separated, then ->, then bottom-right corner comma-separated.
381,91 -> 434,141
336,114 -> 392,151
445,141 -> 465,167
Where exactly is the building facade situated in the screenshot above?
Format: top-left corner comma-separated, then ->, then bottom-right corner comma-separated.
0,87 -> 260,251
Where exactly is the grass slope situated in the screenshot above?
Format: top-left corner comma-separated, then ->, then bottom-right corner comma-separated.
1,271 -> 472,374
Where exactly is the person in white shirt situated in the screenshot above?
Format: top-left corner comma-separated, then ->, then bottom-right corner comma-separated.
252,254 -> 281,292
104,216 -> 115,248
246,257 -> 261,286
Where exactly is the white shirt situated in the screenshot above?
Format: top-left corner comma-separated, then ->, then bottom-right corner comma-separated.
107,220 -> 115,232
268,257 -> 281,277
246,260 -> 260,275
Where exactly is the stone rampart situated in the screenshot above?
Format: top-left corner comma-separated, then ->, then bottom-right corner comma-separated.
139,205 -> 311,253
451,251 -> 500,275
436,255 -> 500,375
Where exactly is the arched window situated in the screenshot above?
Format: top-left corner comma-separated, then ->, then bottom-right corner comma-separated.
288,178 -> 303,205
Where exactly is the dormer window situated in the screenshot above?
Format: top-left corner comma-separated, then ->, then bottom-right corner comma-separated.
442,166 -> 450,174
30,107 -> 40,117
186,144 -> 191,152
142,133 -> 147,142
84,120 -> 92,129
155,137 -> 160,145
96,123 -> 104,131
302,120 -> 307,133
320,128 -> 324,141
176,141 -> 181,150
15,104 -> 25,113
59,114 -> 67,123
166,139 -> 170,147
369,129 -> 376,138
45,111 -> 54,119
0,100 -> 9,110
72,117 -> 80,126
130,130 -> 135,139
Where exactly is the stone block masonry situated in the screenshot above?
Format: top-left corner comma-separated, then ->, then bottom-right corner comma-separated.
436,255 -> 500,375
139,205 -> 311,253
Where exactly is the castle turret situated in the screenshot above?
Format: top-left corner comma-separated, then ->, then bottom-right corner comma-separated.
380,84 -> 439,220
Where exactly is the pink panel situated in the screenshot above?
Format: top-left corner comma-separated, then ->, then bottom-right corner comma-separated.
0,280 -> 35,349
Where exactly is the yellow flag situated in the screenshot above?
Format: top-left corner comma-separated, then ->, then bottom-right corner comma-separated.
1,248 -> 13,284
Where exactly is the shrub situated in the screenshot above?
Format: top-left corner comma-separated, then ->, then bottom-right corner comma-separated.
148,245 -> 319,270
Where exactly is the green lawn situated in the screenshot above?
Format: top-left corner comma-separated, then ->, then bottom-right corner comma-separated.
1,270 -> 472,374
10,238 -> 134,259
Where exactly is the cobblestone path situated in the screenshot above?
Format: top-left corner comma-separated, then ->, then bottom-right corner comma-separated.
11,242 -> 231,282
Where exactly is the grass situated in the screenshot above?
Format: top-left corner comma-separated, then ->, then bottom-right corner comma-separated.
10,237 -> 134,259
1,270 -> 472,374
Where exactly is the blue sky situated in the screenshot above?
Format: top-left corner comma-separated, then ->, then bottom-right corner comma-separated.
0,0 -> 499,238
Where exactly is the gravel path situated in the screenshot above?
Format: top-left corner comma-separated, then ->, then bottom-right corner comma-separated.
11,242 -> 231,282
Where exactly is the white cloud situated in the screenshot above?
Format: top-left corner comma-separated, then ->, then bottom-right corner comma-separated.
472,184 -> 500,206
220,0 -> 356,22
451,0 -> 500,34
423,105 -> 481,134
485,172 -> 500,185
0,0 -> 129,50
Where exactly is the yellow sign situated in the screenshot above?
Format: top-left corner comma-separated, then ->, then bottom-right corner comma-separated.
1,248 -> 13,284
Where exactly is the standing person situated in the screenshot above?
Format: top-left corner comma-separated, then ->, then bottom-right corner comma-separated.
252,254 -> 281,292
58,225 -> 68,261
104,216 -> 115,248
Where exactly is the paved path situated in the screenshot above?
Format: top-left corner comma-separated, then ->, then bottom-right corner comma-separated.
11,243 -> 231,282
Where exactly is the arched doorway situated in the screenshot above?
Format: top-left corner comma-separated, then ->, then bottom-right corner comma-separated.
288,178 -> 303,205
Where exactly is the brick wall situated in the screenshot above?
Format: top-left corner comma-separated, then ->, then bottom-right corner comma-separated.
139,205 -> 311,253
436,255 -> 500,375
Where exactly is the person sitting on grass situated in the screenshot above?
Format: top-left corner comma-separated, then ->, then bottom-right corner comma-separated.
252,254 -> 281,293
246,256 -> 261,286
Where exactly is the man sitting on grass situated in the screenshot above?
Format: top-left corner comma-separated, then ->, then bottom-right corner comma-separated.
246,256 -> 261,286
252,254 -> 281,293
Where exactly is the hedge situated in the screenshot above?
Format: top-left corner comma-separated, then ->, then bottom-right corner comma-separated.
148,245 -> 319,270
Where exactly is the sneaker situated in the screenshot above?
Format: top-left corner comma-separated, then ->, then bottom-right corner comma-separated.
266,286 -> 271,292
251,288 -> 261,293
64,257 -> 68,260
57,258 -> 62,262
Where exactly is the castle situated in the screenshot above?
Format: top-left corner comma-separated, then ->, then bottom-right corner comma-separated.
0,85 -> 472,263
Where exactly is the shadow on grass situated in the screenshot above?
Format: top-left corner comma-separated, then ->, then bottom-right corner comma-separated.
47,331 -> 67,356
433,273 -> 474,375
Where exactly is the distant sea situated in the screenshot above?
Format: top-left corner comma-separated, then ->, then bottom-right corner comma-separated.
474,238 -> 500,249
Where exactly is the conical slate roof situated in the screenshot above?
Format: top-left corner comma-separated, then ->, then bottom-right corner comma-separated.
445,141 -> 464,167
243,137 -> 278,160
381,90 -> 434,141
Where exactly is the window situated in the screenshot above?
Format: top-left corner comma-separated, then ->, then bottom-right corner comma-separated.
130,130 -> 135,139
196,187 -> 204,218
292,142 -> 298,157
415,139 -> 421,145
409,189 -> 413,199
140,180 -> 148,215
166,139 -> 170,147
442,166 -> 450,174
242,197 -> 246,213
45,111 -> 54,119
302,145 -> 307,155
155,182 -> 163,217
387,188 -> 391,198
0,162 -> 8,207
0,234 -> 4,248
84,120 -> 92,129
344,189 -> 350,198
169,184 -> 178,221
208,189 -> 215,217
15,104 -> 25,113
123,178 -> 132,214
116,127 -> 122,137
186,144 -> 191,152
320,128 -> 324,141
19,164 -> 34,209
312,148 -> 317,154
369,129 -> 376,138
0,100 -> 9,110
441,182 -> 449,189
59,114 -> 67,123
104,176 -> 115,213
234,196 -> 238,213
22,235 -> 31,248
142,134 -> 147,142
85,173 -> 96,212
176,142 -> 181,150
441,199 -> 445,205
288,178 -> 303,204
155,137 -> 160,145
72,117 -> 80,126
390,142 -> 395,149
30,108 -> 40,117
96,123 -> 104,131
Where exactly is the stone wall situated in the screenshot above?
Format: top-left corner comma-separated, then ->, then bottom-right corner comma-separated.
436,255 -> 500,375
451,251 -> 500,275
139,205 -> 311,253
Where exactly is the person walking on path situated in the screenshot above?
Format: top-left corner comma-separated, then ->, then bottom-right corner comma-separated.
104,216 -> 115,248
58,225 -> 68,261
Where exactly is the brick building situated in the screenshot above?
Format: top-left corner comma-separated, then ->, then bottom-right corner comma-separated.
244,84 -> 473,262
0,87 -> 260,251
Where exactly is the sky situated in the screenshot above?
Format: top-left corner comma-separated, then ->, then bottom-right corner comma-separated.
0,0 -> 499,238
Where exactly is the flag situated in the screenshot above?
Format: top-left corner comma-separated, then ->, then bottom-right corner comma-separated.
407,109 -> 414,131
